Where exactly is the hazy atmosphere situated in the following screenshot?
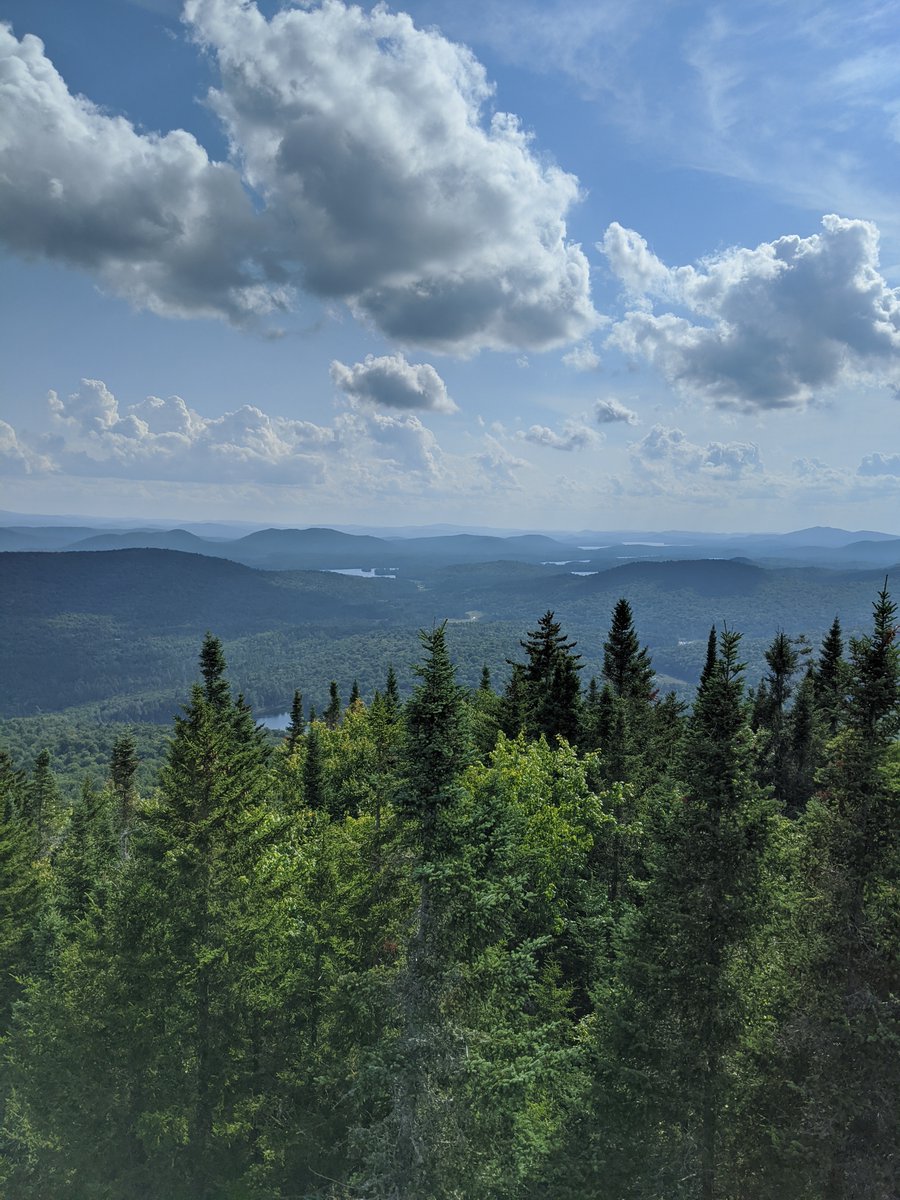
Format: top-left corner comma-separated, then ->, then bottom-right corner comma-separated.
1,0 -> 899,531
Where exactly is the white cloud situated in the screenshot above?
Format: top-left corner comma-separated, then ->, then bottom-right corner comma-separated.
43,379 -> 330,484
0,5 -> 598,351
519,420 -> 597,451
0,419 -> 52,476
330,354 -> 457,413
593,397 -> 639,425
474,433 -> 529,488
5,377 -> 449,491
562,340 -> 601,371
0,24 -> 287,325
602,215 -> 900,410
858,452 -> 900,476
632,424 -> 762,479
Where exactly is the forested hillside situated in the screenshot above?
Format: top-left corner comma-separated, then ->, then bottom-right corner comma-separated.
1,588 -> 897,1198
1,548 -> 891,723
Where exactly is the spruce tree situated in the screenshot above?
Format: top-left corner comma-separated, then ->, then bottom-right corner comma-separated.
302,721 -> 329,814
363,622 -> 472,1196
324,680 -> 342,729
512,610 -> 583,745
109,732 -> 138,858
384,664 -> 401,719
699,625 -> 717,694
24,750 -> 61,858
0,790 -> 45,1028
814,616 -> 846,736
602,598 -> 655,702
594,629 -> 773,1200
397,622 -> 471,842
55,776 -> 115,925
286,688 -> 305,753
772,585 -> 900,1198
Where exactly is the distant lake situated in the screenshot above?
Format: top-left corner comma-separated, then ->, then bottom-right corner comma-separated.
323,567 -> 397,578
260,711 -> 291,731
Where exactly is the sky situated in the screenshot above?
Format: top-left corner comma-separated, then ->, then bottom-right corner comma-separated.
1,0 -> 899,532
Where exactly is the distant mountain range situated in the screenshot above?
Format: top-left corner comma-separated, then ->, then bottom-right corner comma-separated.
1,520 -> 899,572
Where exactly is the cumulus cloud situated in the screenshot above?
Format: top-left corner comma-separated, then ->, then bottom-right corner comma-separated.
0,419 -> 52,475
0,24 -> 286,324
858,451 -> 900,476
594,397 -> 639,425
330,354 -> 457,413
562,340 -> 601,371
0,5 -> 598,350
474,434 -> 529,488
601,215 -> 900,410
632,425 -> 762,478
43,379 -> 331,484
519,421 -> 597,451
7,377 -> 446,489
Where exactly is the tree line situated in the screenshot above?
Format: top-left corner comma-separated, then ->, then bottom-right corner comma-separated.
0,589 -> 897,1199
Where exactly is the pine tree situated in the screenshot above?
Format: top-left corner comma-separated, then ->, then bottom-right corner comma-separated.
349,679 -> 361,707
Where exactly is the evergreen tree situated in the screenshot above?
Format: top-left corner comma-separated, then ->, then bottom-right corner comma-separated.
699,624 -> 717,694
362,622 -> 471,1196
54,776 -> 115,925
109,732 -> 138,857
786,585 -> 899,1197
324,680 -> 342,729
286,688 -> 305,753
199,630 -> 229,709
755,630 -> 801,804
847,579 -> 898,737
349,679 -> 361,707
785,668 -> 818,812
602,598 -> 655,702
510,610 -> 583,745
397,622 -> 471,842
303,721 -> 329,814
500,660 -> 530,738
23,750 -> 61,858
384,664 -> 401,720
814,616 -> 847,736
0,751 -> 26,823
593,629 -> 774,1200
0,789 -> 45,1029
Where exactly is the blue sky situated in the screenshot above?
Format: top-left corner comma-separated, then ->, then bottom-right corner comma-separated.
1,0 -> 899,531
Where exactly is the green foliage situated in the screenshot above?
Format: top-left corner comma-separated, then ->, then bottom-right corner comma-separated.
0,591 -> 897,1199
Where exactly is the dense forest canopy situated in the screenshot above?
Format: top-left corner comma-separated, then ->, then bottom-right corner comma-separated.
0,583 -> 897,1198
